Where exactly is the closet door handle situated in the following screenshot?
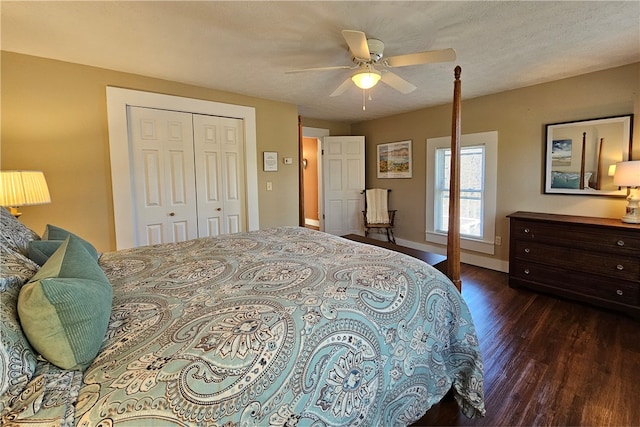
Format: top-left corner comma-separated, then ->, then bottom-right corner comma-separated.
216,208 -> 222,211
169,212 -> 175,217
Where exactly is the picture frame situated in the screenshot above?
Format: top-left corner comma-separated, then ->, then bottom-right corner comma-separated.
263,151 -> 278,172
544,114 -> 633,196
377,140 -> 412,178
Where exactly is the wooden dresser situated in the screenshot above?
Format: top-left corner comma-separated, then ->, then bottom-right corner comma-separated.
508,211 -> 640,318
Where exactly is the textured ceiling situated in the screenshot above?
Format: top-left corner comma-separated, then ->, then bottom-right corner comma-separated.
2,1 -> 639,123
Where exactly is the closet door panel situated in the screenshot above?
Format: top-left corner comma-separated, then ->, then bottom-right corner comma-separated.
129,106 -> 198,245
193,114 -> 245,237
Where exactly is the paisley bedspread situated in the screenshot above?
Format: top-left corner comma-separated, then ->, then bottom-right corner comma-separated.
4,226 -> 485,426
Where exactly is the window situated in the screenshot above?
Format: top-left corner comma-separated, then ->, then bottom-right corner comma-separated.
435,145 -> 485,238
426,131 -> 498,255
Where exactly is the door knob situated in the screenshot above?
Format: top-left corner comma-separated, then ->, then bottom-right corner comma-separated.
169,212 -> 175,216
216,208 -> 222,211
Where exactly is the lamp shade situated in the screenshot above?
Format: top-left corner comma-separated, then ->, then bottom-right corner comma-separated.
351,69 -> 381,90
613,161 -> 640,187
0,171 -> 51,207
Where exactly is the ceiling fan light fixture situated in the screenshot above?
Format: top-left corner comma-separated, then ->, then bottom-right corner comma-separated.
351,68 -> 381,90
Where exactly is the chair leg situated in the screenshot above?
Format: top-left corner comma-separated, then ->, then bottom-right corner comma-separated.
365,228 -> 369,238
387,228 -> 396,244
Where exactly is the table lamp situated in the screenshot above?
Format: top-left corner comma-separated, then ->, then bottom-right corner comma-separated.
0,170 -> 51,217
613,161 -> 640,223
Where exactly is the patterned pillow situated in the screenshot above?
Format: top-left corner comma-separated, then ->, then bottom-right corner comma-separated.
0,207 -> 40,256
0,275 -> 37,409
18,235 -> 112,370
0,245 -> 39,291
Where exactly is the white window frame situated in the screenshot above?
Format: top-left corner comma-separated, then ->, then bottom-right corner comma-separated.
426,131 -> 498,255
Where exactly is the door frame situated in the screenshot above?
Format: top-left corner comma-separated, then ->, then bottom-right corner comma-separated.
106,87 -> 259,249
301,126 -> 329,231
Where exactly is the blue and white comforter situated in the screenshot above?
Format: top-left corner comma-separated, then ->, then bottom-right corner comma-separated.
4,226 -> 485,426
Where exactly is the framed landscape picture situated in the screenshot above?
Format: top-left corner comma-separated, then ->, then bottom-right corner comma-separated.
377,140 -> 412,178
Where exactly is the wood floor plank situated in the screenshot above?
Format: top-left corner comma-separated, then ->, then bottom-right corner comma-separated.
413,263 -> 640,426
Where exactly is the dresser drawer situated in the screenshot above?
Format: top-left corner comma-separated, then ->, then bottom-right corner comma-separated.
512,240 -> 640,281
591,281 -> 639,305
509,212 -> 640,317
512,220 -> 640,254
511,260 -> 639,305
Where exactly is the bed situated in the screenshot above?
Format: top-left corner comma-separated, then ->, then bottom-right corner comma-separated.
1,67 -> 485,426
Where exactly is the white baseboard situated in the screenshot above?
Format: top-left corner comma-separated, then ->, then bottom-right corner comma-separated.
305,218 -> 320,227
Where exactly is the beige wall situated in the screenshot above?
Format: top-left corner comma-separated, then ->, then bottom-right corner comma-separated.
301,117 -> 351,136
3,51 -> 637,270
352,63 -> 640,269
1,52 -> 303,252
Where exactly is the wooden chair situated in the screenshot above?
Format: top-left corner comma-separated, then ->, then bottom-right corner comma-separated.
362,189 -> 396,244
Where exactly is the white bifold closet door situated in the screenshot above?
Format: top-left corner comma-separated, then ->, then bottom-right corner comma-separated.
192,113 -> 245,238
128,106 -> 245,246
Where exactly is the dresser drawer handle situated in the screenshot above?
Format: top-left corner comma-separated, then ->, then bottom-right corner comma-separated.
616,264 -> 624,271
524,248 -> 530,254
617,240 -> 625,247
616,289 -> 624,296
523,268 -> 530,275
524,228 -> 530,233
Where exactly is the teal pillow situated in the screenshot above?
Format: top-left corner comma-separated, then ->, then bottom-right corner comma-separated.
18,235 -> 112,370
42,224 -> 78,241
28,225 -> 99,266
29,239 -> 98,266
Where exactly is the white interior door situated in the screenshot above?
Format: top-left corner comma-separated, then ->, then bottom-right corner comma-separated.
193,114 -> 246,236
128,106 -> 198,245
322,136 -> 365,236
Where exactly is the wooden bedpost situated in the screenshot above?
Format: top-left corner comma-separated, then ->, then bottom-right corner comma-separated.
580,132 -> 586,190
447,66 -> 462,292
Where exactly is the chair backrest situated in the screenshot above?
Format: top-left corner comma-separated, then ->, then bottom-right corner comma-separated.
365,188 -> 390,224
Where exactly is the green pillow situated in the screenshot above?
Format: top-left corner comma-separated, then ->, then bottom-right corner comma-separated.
18,235 -> 112,370
28,239 -> 99,266
42,224 -> 77,241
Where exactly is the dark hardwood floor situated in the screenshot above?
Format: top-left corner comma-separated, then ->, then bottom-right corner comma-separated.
414,263 -> 640,426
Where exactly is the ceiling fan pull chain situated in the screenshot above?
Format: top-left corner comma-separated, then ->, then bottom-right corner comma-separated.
362,89 -> 366,111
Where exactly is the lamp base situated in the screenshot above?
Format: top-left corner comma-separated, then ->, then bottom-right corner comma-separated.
8,206 -> 22,218
621,212 -> 640,223
622,190 -> 640,223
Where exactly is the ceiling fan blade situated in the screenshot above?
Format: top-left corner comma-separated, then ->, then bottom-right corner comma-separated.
381,71 -> 417,94
341,30 -> 371,61
286,65 -> 353,74
385,48 -> 456,68
330,77 -> 353,97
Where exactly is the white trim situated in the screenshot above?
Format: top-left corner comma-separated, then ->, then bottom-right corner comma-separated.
426,131 -> 498,255
106,86 -> 259,249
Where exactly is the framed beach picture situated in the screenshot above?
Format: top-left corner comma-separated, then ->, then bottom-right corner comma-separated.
377,140 -> 412,178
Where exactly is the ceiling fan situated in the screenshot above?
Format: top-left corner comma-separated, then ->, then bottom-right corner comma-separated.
287,30 -> 456,97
